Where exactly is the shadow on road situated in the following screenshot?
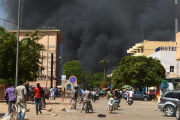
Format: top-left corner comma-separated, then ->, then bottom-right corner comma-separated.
110,112 -> 119,114
117,109 -> 125,111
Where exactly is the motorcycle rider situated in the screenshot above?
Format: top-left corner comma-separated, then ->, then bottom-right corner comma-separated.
91,90 -> 96,102
125,89 -> 129,104
81,88 -> 92,112
128,88 -> 134,103
115,89 -> 121,107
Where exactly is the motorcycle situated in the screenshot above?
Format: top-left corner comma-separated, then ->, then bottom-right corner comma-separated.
92,95 -> 96,103
107,98 -> 115,114
29,91 -> 34,102
114,97 -> 120,110
83,100 -> 93,113
128,97 -> 133,105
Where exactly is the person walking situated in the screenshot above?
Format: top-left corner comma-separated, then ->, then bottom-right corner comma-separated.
72,87 -> 78,109
34,83 -> 43,115
15,80 -> 27,120
4,84 -> 16,114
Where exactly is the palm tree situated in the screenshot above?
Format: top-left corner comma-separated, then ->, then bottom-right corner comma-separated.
100,60 -> 109,80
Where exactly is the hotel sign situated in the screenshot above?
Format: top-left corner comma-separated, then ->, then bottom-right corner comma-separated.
156,46 -> 176,52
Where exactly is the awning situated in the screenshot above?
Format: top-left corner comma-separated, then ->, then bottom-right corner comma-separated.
57,86 -> 62,88
148,87 -> 157,90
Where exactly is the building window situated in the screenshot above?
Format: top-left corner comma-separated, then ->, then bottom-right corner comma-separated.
170,66 -> 174,72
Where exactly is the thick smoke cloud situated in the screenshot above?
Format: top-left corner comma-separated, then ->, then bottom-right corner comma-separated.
1,0 -> 179,73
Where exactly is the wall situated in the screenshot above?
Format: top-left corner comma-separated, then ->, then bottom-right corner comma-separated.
148,51 -> 180,78
144,40 -> 176,56
176,32 -> 180,61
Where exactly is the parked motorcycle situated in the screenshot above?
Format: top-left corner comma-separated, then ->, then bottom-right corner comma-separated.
107,98 -> 115,114
29,91 -> 34,102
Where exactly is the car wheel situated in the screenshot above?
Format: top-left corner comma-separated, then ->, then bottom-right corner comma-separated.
143,97 -> 148,102
165,106 -> 175,117
176,107 -> 180,120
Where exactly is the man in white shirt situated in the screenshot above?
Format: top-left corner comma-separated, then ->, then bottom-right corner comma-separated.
128,89 -> 134,103
91,90 -> 96,101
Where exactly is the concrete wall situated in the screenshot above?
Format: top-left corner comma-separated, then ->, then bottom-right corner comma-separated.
176,32 -> 180,61
144,40 -> 176,56
148,51 -> 180,78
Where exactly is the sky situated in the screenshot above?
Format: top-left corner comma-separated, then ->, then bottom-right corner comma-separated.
0,0 -> 179,73
0,1 -> 4,27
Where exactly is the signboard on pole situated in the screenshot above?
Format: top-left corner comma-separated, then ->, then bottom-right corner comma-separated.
69,76 -> 77,84
61,75 -> 66,80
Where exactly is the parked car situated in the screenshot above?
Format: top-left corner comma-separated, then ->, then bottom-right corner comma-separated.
158,90 -> 180,117
123,91 -> 149,101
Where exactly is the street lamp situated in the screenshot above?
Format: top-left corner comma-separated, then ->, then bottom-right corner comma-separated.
15,0 -> 21,87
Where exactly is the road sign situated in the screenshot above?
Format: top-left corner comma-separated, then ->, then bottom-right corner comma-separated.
161,82 -> 168,89
69,76 -> 77,84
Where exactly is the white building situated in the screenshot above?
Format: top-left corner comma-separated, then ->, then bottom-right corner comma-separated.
148,51 -> 180,78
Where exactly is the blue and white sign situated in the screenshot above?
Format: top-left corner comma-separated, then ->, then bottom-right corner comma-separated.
156,46 -> 176,52
69,76 -> 77,84
161,82 -> 168,89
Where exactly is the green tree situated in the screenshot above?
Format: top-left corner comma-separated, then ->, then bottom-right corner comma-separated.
115,56 -> 165,87
100,60 -> 109,80
112,68 -> 123,89
64,60 -> 85,84
89,72 -> 103,88
0,27 -> 45,85
100,77 -> 111,88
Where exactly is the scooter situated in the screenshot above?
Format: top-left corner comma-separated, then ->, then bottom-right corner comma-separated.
107,98 -> 115,114
128,97 -> 133,105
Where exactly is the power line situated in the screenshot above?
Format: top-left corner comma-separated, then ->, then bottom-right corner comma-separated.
0,17 -> 180,50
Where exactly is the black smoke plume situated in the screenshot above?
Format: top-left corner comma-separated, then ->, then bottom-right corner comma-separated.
0,0 -> 179,73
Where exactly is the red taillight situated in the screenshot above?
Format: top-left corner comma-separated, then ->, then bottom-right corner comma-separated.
160,97 -> 162,101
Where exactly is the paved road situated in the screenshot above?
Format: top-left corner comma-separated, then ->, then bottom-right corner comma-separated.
0,97 -> 175,120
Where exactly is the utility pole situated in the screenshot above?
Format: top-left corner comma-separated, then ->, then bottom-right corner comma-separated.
51,53 -> 53,88
4,0 -> 7,28
46,27 -> 49,90
15,0 -> 21,87
20,0 -> 24,29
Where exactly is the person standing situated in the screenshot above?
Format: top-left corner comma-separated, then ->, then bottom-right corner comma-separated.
50,87 -> 55,100
4,84 -> 16,114
72,87 -> 78,109
34,83 -> 43,115
54,87 -> 58,99
25,83 -> 30,101
15,80 -> 27,120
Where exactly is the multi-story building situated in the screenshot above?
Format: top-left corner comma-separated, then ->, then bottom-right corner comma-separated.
8,29 -> 63,87
127,40 -> 176,56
